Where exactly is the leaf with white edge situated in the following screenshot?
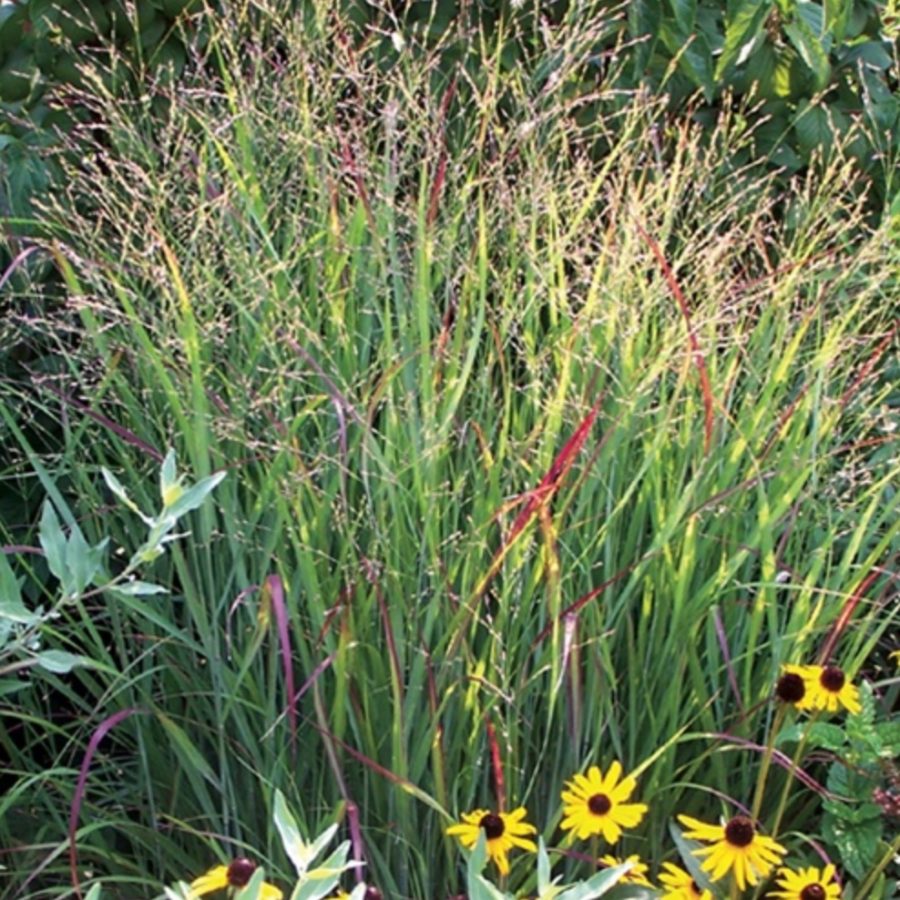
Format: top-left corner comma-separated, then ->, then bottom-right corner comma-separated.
34,650 -> 93,674
669,819 -> 716,894
536,838 -> 553,894
112,580 -> 169,597
84,885 -> 102,900
234,867 -> 264,900
101,468 -> 151,522
715,0 -> 771,81
39,500 -> 70,588
165,471 -> 226,520
556,863 -> 633,900
274,789 -> 316,875
466,832 -> 508,900
160,449 -> 178,496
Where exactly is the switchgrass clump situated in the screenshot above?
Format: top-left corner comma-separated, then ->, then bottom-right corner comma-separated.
1,1 -> 898,897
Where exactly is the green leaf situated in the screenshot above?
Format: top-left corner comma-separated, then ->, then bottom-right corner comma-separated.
784,13 -> 831,90
824,0 -> 852,43
84,885 -> 102,900
0,678 -> 29,698
716,0 -> 773,81
274,789 -> 331,876
794,104 -> 832,154
777,721 -> 845,750
156,710 -> 221,790
163,470 -> 227,520
557,864 -> 635,900
111,580 -> 169,597
234,868 -> 264,900
0,553 -> 39,626
670,0 -> 697,33
822,809 -> 881,879
33,649 -> 92,673
39,500 -> 69,589
102,467 -> 150,521
668,820 -> 716,895
64,522 -> 92,595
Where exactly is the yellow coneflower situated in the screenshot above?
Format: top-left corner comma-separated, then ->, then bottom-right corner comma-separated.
188,858 -> 283,899
598,853 -> 652,886
768,864 -> 842,900
560,761 -> 649,842
678,814 -> 785,891
658,862 -> 713,900
446,807 -> 537,875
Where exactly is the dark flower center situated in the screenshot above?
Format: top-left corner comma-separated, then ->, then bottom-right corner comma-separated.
723,816 -> 755,847
479,813 -> 505,839
227,858 -> 257,887
364,889 -> 384,900
800,885 -> 826,900
820,666 -> 845,692
588,793 -> 612,815
775,672 -> 806,703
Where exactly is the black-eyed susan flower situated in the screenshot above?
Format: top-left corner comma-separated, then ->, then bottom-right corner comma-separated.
188,858 -> 283,899
560,761 -> 648,842
598,854 -> 652,886
678,814 -> 785,891
775,665 -> 809,705
658,862 -> 713,900
768,863 -> 841,899
799,665 -> 861,715
445,807 -> 537,875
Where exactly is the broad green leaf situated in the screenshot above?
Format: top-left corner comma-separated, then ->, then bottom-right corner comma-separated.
776,721 -> 845,750
39,500 -> 69,588
793,104 -> 832,154
84,885 -> 102,900
670,0 -> 697,33
101,467 -> 148,520
33,649 -> 92,673
822,809 -> 881,879
824,0 -> 852,43
64,522 -> 92,595
716,0 -> 772,81
784,14 -> 830,90
536,838 -> 552,894
0,554 -> 39,626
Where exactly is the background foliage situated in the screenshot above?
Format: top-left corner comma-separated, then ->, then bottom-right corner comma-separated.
1,1 -> 899,898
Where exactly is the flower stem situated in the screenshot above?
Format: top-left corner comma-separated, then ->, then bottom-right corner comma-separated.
769,712 -> 818,840
751,704 -> 787,823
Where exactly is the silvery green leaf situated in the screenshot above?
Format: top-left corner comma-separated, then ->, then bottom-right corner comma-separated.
39,500 -> 69,588
102,468 -> 151,522
234,868 -> 264,900
556,863 -> 632,900
65,523 -> 92,595
669,819 -> 715,894
84,885 -> 102,900
33,650 -> 92,674
274,789 -> 317,875
160,449 -> 178,496
0,554 -> 40,626
164,471 -> 227,519
112,581 -> 169,597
